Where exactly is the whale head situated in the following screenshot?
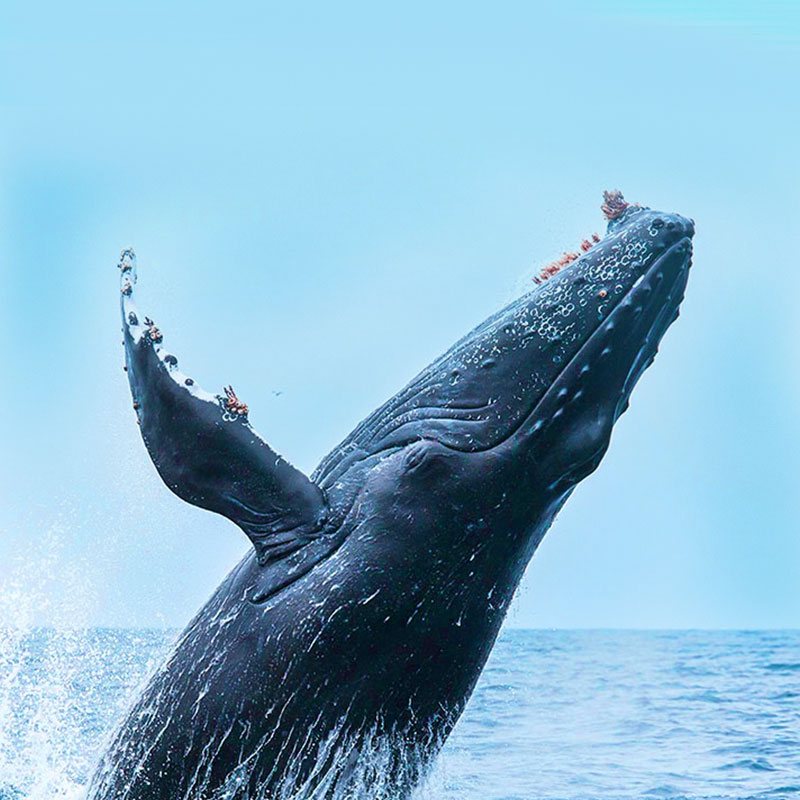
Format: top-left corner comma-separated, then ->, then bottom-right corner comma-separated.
316,191 -> 693,505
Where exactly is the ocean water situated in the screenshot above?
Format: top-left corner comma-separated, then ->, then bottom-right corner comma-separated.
0,628 -> 797,800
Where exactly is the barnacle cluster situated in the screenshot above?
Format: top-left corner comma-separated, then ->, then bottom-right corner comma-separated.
118,249 -> 135,272
601,189 -> 630,220
144,317 -> 163,343
223,385 -> 249,417
533,233 -> 600,285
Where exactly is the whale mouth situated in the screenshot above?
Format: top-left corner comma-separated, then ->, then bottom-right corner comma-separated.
515,235 -> 693,485
615,237 -> 693,406
535,235 -> 693,424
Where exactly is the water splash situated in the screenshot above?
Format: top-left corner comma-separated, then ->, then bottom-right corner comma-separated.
0,525 -> 108,800
88,695 -> 447,800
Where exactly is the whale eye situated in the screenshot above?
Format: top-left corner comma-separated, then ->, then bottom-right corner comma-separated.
403,440 -> 451,478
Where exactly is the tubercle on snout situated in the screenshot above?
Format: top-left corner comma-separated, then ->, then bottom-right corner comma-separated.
601,189 -> 633,221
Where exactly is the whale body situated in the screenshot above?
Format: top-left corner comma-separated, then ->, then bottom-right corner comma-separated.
89,192 -> 694,800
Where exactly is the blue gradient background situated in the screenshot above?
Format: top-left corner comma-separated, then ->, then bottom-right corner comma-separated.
1,2 -> 798,628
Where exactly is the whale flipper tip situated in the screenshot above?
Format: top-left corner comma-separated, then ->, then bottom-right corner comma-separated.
118,251 -> 328,562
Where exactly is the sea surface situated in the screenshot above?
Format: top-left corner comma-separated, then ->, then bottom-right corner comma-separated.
0,629 -> 797,800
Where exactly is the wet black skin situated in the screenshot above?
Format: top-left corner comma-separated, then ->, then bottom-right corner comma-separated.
89,201 -> 694,799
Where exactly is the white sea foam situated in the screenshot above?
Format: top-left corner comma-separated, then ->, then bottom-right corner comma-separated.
0,525 -> 92,800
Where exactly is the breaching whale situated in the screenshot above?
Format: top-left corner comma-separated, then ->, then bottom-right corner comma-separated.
89,192 -> 694,800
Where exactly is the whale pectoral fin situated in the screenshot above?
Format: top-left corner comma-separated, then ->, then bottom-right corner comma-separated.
118,249 -> 327,564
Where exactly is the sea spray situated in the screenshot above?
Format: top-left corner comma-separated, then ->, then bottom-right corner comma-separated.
0,523 -> 135,800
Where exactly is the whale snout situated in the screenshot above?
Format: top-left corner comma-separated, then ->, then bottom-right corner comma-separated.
632,211 -> 694,262
658,212 -> 693,235
525,229 -> 693,489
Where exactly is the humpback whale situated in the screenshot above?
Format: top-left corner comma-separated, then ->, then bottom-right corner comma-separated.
89,192 -> 694,800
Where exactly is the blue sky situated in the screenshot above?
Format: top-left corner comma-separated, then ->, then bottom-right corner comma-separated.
1,2 -> 798,628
